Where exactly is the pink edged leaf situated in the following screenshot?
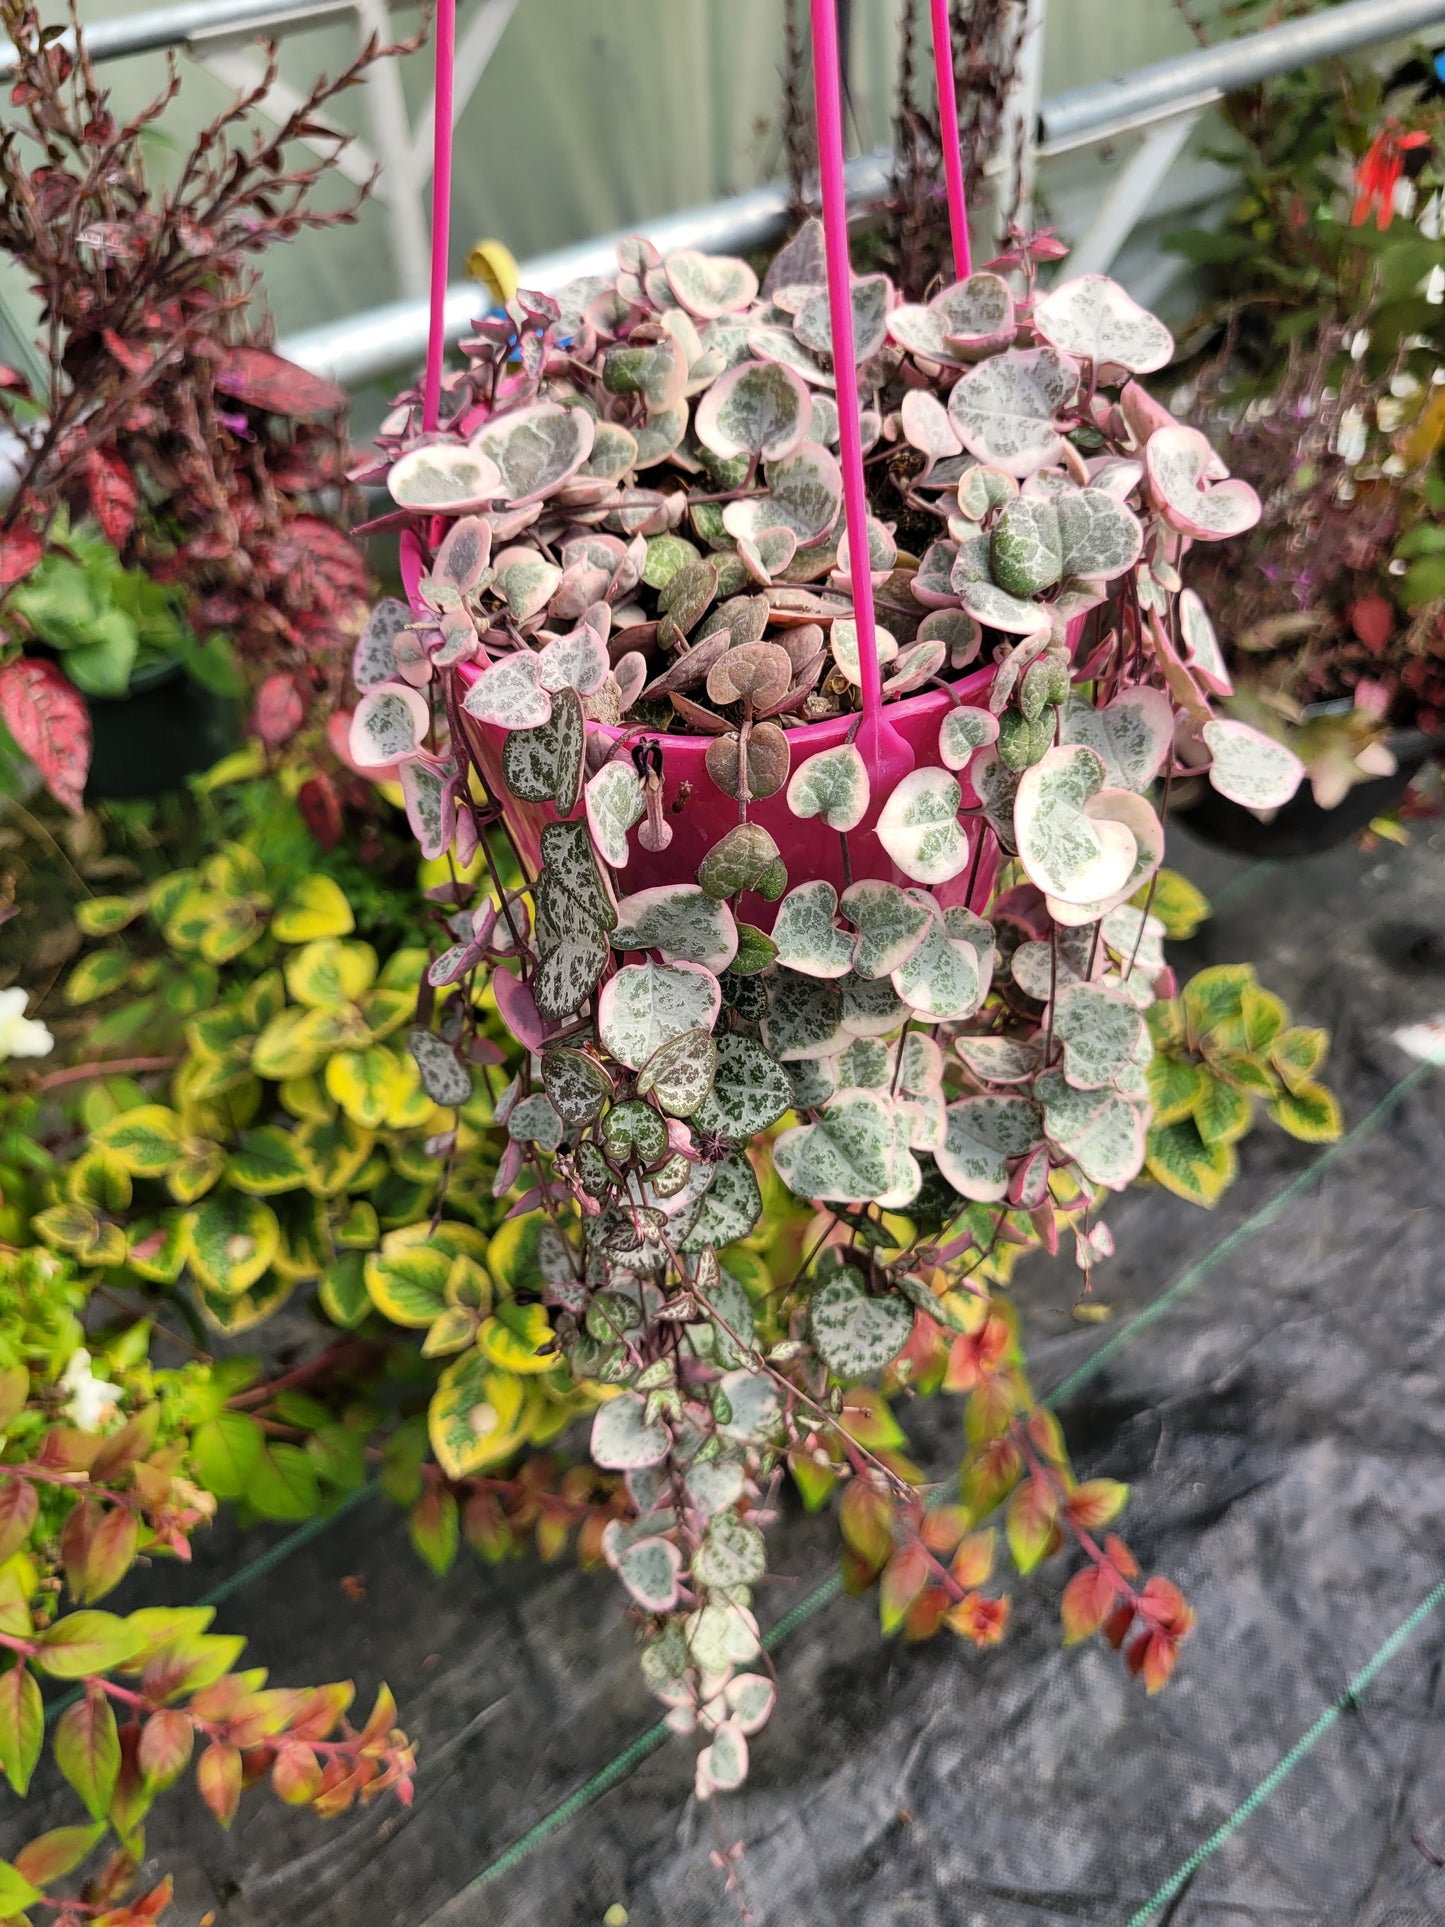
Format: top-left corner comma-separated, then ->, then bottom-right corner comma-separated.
886,273 -> 1016,364
876,768 -> 970,884
695,1721 -> 750,1798
989,488 -> 1143,597
1118,379 -> 1180,450
1201,719 -> 1305,811
585,759 -> 646,868
665,249 -> 759,319
387,441 -> 503,513
938,704 -> 999,770
899,388 -> 961,464
400,757 -> 457,861
794,273 -> 891,361
787,742 -> 870,831
737,525 -> 798,584
1032,274 -> 1174,375
830,616 -> 898,685
612,885 -> 738,972
1058,688 -> 1173,792
0,523 -> 42,587
472,402 -> 595,504
538,624 -> 609,697
1179,589 -> 1233,696
0,656 -> 90,813
1014,744 -> 1139,906
492,966 -> 547,1052
1146,425 -> 1261,540
695,359 -> 812,463
947,346 -> 1080,478
597,959 -> 721,1071
460,651 -> 552,728
1047,789 -> 1164,928
353,597 -> 410,691
493,552 -> 561,623
432,515 -> 493,592
616,1536 -> 683,1613
722,441 -> 841,546
328,707 -> 398,781
214,345 -> 348,418
348,680 -> 430,768
591,1392 -> 670,1469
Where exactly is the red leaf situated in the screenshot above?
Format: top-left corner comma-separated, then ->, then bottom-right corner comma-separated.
0,657 -> 91,813
0,523 -> 41,587
85,450 -> 138,549
1060,1564 -> 1118,1645
944,1590 -> 1011,1646
253,673 -> 304,748
196,1739 -> 241,1827
214,347 -> 347,420
879,1539 -> 931,1634
297,773 -> 343,852
1348,595 -> 1393,654
101,329 -> 153,377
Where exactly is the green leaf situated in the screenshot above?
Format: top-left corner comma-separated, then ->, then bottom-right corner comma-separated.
1191,1072 -> 1253,1147
0,1859 -> 42,1913
226,1125 -> 311,1196
74,895 -> 144,938
62,949 -> 131,1007
53,1692 -> 119,1819
12,1820 -> 105,1888
183,1193 -> 280,1298
476,1302 -> 556,1374
365,1242 -> 451,1328
93,1104 -> 182,1178
1182,964 -> 1256,1044
1146,1054 -> 1204,1126
247,1444 -> 321,1521
1135,866 -> 1209,940
0,1663 -> 41,1796
34,1611 -> 144,1679
1005,1475 -> 1058,1576
1241,984 -> 1287,1052
1270,1025 -> 1328,1094
409,1487 -> 459,1577
1144,1118 -> 1236,1207
191,1411 -> 264,1500
320,1252 -> 370,1330
1268,1080 -> 1342,1143
270,874 -> 355,944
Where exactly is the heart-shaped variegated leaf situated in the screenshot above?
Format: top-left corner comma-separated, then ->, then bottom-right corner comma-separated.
695,1721 -> 750,1798
1058,689 -> 1173,792
461,651 -> 551,728
955,577 -> 1052,639
891,921 -> 982,1020
773,1092 -> 895,1202
388,442 -> 502,512
691,1033 -> 793,1143
900,388 -> 962,462
947,347 -> 1080,478
763,970 -> 849,1060
786,742 -> 870,832
507,1092 -> 564,1150
794,274 -> 891,360
956,1036 -> 1043,1085
1178,589 -> 1232,696
1053,983 -> 1147,1090
501,688 -> 586,812
350,681 -> 429,767
830,617 -> 899,686
541,1046 -> 613,1127
938,704 -> 1000,770
771,880 -> 854,979
598,959 -> 721,1071
617,1536 -> 683,1612
935,1096 -> 1041,1201
592,1391 -> 669,1469
539,819 -> 616,930
990,488 -> 1143,598
1046,789 -> 1164,928
603,336 -> 688,412
666,249 -> 759,318
1201,719 -> 1304,810
585,760 -> 646,868
1039,1072 -> 1146,1189
1032,274 -> 1174,374
612,886 -> 738,971
841,972 -> 906,1038
1014,745 -> 1138,905
636,1026 -> 718,1117
834,1037 -> 891,1089
876,769 -> 969,884
538,625 -> 608,697
494,556 -> 562,623
807,1265 -> 912,1377
406,1027 -> 472,1107
693,1509 -> 766,1589
353,598 -> 409,691
400,758 -> 454,861
696,359 -> 812,462
838,880 -> 932,978
723,441 -> 842,546
1146,425 -> 1260,540
472,403 -> 594,503
681,1152 -> 764,1250
887,272 -> 1015,363
600,1098 -> 668,1163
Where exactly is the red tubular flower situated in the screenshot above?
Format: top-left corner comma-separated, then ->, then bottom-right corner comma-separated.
1353,120 -> 1430,231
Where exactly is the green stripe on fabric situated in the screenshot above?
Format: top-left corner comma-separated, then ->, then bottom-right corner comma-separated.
43,1480 -> 379,1727
1125,1575 -> 1445,1926
463,1061 -> 1430,1893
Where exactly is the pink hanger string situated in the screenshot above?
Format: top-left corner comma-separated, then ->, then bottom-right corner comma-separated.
809,0 -> 887,749
422,0 -> 457,433
928,0 -> 972,280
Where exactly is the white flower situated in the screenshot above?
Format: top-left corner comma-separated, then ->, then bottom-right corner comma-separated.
58,1349 -> 122,1432
0,987 -> 53,1061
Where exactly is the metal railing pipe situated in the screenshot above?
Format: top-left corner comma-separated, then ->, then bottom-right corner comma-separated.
0,0 -> 376,74
280,151 -> 892,385
1041,0 -> 1445,146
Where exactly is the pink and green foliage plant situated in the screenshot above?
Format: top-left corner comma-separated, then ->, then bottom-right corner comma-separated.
345,227 -> 1291,1793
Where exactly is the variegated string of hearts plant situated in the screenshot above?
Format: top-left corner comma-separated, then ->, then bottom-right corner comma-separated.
340,225 -> 1305,1797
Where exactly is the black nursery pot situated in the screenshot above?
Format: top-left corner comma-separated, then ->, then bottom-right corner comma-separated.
85,661 -> 240,801
1176,728 -> 1437,860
